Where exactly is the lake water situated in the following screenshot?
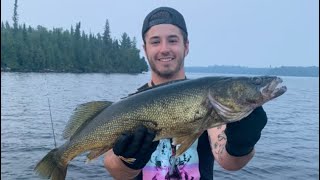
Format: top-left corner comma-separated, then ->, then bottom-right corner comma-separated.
1,72 -> 319,180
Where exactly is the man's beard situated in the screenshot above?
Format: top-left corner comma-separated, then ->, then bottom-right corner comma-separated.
149,59 -> 184,79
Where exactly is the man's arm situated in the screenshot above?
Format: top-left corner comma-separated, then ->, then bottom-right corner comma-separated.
208,106 -> 267,171
208,125 -> 254,171
104,149 -> 141,180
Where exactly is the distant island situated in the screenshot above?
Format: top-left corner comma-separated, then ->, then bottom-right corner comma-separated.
1,0 -> 148,74
185,65 -> 319,77
1,20 -> 148,74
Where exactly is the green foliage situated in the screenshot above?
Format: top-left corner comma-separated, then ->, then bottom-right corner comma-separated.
1,20 -> 148,73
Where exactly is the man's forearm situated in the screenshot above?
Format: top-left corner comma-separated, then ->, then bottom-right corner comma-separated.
215,139 -> 255,171
208,126 -> 254,171
104,149 -> 141,180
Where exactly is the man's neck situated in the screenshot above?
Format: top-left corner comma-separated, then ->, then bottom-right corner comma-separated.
150,72 -> 186,86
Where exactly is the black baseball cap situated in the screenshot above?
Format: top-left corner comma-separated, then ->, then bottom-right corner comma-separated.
142,7 -> 188,40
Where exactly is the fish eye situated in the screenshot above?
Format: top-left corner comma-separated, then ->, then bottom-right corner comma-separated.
252,77 -> 262,85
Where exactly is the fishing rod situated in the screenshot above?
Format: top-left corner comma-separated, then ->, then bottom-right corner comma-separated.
44,74 -> 57,148
47,97 -> 57,148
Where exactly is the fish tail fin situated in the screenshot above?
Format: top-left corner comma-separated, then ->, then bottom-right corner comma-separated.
34,148 -> 67,180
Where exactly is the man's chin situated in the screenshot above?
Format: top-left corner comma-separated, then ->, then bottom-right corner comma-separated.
155,70 -> 176,79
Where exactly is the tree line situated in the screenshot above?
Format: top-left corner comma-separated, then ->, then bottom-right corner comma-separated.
185,65 -> 319,77
1,20 -> 148,73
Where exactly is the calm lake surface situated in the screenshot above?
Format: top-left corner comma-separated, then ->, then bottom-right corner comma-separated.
1,72 -> 319,180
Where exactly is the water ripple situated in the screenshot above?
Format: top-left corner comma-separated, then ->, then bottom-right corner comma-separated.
1,73 -> 319,179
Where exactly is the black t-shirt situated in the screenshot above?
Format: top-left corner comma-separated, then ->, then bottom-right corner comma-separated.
133,83 -> 214,180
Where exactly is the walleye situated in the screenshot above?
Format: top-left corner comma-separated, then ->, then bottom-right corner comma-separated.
34,76 -> 287,180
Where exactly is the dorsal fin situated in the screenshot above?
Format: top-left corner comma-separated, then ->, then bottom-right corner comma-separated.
62,101 -> 113,139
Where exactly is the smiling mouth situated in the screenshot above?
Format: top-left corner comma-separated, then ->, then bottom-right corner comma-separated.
158,57 -> 174,62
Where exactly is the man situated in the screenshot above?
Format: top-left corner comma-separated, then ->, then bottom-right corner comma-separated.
104,7 -> 267,180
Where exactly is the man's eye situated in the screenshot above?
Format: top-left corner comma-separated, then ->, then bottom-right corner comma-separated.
151,41 -> 159,44
169,39 -> 178,43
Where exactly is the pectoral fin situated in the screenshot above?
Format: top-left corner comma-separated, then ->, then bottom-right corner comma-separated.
86,148 -> 136,164
172,132 -> 202,157
86,146 -> 110,163
118,156 -> 136,164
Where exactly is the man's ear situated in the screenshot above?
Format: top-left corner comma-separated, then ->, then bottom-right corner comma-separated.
184,40 -> 189,56
143,44 -> 148,59
143,44 -> 146,53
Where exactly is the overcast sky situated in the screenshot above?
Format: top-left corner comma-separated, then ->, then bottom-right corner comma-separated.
1,0 -> 319,67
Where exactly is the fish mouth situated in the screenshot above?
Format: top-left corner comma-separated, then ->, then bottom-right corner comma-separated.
261,77 -> 287,100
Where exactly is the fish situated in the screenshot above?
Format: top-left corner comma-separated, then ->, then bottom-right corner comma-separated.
34,76 -> 287,180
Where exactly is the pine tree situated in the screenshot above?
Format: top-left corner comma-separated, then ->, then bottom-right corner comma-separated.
103,19 -> 111,46
13,0 -> 18,30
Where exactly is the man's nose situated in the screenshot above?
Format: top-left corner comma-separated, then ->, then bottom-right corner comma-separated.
159,42 -> 170,54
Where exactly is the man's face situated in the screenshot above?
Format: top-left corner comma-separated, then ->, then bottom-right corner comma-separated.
143,24 -> 189,79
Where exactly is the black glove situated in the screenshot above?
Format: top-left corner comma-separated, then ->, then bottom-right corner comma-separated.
225,106 -> 267,157
113,125 -> 159,170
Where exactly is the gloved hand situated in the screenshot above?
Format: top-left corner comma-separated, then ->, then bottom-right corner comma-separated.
113,125 -> 159,170
225,106 -> 268,157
